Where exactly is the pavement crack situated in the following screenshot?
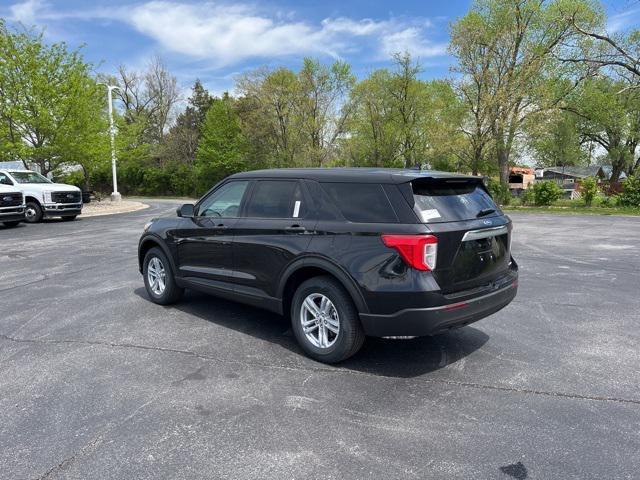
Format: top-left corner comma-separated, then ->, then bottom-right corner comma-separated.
2,333 -> 640,407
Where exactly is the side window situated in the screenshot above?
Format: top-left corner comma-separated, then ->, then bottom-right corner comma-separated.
0,173 -> 13,186
197,181 -> 248,218
245,180 -> 306,219
320,182 -> 398,223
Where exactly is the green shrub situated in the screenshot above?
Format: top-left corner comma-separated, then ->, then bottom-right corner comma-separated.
521,188 -> 535,206
532,181 -> 563,206
487,178 -> 511,206
618,175 -> 640,207
580,177 -> 598,207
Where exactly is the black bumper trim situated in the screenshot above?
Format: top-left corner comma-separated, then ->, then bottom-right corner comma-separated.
359,282 -> 518,337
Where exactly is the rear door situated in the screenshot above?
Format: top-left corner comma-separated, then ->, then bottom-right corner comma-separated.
232,179 -> 316,300
404,177 -> 512,293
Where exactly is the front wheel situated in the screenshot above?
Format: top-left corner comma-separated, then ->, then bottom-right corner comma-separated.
291,276 -> 365,363
3,221 -> 21,228
143,247 -> 184,305
24,202 -> 43,223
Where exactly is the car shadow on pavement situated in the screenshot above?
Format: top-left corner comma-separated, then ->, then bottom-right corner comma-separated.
134,288 -> 489,379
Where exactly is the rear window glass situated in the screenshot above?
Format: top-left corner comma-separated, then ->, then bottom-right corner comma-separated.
245,180 -> 306,218
412,179 -> 500,223
321,183 -> 397,223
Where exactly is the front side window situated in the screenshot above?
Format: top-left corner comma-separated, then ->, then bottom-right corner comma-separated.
0,173 -> 13,185
245,180 -> 306,219
9,171 -> 51,184
197,181 -> 249,218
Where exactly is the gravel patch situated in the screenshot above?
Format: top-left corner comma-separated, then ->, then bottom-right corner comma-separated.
80,199 -> 149,217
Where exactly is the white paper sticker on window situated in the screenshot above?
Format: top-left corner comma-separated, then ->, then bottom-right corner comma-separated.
420,208 -> 441,222
293,200 -> 301,218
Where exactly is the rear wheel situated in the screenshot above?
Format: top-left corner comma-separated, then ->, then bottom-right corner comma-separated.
291,276 -> 365,363
3,221 -> 20,228
25,202 -> 43,223
143,247 -> 184,305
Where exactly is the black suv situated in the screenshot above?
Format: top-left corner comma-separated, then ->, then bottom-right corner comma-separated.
138,168 -> 518,363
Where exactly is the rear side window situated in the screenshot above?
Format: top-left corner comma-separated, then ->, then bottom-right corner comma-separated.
245,180 -> 306,218
321,182 -> 397,223
412,179 -> 500,223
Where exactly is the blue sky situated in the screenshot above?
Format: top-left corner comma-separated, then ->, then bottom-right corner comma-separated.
2,0 -> 639,96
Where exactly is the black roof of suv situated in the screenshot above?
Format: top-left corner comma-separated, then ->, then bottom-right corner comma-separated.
231,167 -> 477,182
138,168 -> 518,363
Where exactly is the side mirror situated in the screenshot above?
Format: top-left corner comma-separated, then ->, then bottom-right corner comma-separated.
177,203 -> 195,218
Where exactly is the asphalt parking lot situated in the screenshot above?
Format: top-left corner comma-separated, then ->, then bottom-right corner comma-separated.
1,201 -> 638,479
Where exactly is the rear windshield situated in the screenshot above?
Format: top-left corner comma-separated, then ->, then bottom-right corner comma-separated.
411,179 -> 500,223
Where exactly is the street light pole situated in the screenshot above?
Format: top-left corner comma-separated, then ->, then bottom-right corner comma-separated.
100,84 -> 122,202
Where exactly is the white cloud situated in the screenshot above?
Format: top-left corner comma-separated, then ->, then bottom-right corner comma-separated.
5,0 -> 447,67
9,0 -> 47,24
607,8 -> 640,33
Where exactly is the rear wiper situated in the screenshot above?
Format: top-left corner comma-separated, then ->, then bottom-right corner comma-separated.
476,208 -> 496,218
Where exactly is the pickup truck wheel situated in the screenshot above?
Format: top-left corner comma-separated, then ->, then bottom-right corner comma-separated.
24,202 -> 43,223
291,276 -> 365,363
61,216 -> 77,221
3,221 -> 20,227
143,247 -> 184,305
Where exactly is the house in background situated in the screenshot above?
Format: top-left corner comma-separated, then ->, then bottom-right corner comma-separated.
535,165 -> 626,198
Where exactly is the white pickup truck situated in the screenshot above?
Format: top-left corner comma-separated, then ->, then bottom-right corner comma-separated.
0,169 -> 82,223
0,183 -> 25,227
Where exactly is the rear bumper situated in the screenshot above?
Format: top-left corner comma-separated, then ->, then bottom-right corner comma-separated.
359,277 -> 518,337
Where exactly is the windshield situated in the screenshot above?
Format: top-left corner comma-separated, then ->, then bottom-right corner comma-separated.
412,178 -> 501,223
10,171 -> 51,184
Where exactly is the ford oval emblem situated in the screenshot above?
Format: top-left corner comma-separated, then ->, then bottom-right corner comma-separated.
483,219 -> 492,225
3,196 -> 12,202
66,193 -> 74,199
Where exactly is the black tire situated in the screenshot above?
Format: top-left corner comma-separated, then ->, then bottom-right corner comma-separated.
143,247 -> 184,305
291,276 -> 365,363
25,201 -> 43,223
61,215 -> 77,221
3,221 -> 21,228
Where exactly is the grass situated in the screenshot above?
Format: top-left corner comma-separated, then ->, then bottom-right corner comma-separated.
502,204 -> 640,216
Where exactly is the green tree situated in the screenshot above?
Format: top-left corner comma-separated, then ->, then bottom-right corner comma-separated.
162,80 -> 214,166
236,67 -> 302,167
450,0 -> 601,184
567,77 -> 640,181
526,109 -> 587,167
0,22 -> 108,177
196,95 -> 248,193
297,58 -> 356,166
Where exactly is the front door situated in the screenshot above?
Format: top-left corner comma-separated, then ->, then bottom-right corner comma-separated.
175,180 -> 250,288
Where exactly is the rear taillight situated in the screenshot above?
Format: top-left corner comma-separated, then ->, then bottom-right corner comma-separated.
381,234 -> 438,271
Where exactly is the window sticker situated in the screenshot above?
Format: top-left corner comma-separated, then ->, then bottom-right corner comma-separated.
293,200 -> 301,218
419,208 -> 441,222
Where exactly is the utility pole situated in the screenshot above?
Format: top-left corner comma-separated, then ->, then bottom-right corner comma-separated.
100,84 -> 122,202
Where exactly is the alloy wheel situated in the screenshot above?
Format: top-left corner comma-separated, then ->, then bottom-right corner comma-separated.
300,293 -> 340,349
147,257 -> 166,295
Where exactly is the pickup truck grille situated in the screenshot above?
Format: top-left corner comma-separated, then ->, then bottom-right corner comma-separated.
0,193 -> 23,207
51,191 -> 81,203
